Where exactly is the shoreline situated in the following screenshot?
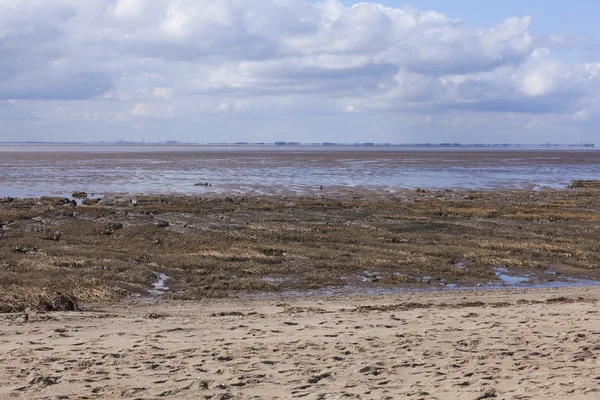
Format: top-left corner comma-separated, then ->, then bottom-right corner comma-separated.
0,182 -> 576,200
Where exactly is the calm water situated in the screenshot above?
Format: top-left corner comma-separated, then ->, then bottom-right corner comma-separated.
1,144 -> 599,197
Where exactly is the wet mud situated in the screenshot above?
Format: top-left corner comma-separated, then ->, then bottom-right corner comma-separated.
2,146 -> 600,197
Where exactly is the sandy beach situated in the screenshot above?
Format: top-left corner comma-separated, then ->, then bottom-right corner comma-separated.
1,286 -> 599,399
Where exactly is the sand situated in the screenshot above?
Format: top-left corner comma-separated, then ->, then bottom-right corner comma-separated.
1,287 -> 599,400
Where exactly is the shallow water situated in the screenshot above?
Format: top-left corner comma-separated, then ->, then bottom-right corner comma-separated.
149,273 -> 169,296
494,267 -> 533,285
489,268 -> 600,289
2,145 -> 600,197
245,267 -> 600,299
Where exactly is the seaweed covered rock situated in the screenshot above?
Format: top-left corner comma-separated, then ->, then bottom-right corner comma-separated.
81,197 -> 101,206
71,191 -> 88,199
40,293 -> 80,312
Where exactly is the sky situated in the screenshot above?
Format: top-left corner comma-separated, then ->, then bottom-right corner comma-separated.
0,0 -> 599,144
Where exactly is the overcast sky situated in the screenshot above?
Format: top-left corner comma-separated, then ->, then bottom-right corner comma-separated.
0,0 -> 599,144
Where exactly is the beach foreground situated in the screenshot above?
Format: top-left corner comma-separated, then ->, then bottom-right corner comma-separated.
1,287 -> 599,400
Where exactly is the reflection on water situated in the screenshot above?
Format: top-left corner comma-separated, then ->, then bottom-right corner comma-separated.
490,268 -> 600,289
494,267 -> 533,285
1,145 -> 600,197
240,266 -> 600,299
149,273 -> 169,296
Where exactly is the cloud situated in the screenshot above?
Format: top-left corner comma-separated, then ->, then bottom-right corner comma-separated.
130,104 -> 148,116
153,87 -> 172,100
0,0 -> 598,142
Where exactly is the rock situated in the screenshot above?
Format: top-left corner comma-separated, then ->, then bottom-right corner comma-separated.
154,220 -> 169,228
82,197 -> 101,206
39,293 -> 80,312
51,198 -> 76,206
71,191 -> 88,199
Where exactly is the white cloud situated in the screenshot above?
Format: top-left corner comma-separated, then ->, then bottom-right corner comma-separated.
525,118 -> 539,129
584,63 -> 600,80
573,110 -> 590,120
112,0 -> 143,19
131,103 -> 148,116
520,72 -> 554,97
0,0 -> 598,143
153,87 -> 172,100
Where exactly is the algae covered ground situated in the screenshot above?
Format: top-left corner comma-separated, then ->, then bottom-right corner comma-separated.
2,185 -> 600,311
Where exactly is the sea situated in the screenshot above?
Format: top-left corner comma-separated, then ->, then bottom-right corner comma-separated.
1,144 -> 599,198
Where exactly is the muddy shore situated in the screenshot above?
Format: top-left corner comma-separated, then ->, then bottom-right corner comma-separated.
1,187 -> 600,310
2,147 -> 600,197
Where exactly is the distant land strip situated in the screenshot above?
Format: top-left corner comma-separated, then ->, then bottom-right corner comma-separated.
0,141 -> 595,148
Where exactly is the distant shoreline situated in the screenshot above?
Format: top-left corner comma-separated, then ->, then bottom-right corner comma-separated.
0,141 -> 595,148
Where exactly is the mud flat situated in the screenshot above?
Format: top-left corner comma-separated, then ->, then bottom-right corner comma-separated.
2,147 -> 600,196
0,287 -> 599,399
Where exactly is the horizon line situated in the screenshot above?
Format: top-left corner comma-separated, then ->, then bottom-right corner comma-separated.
0,141 -> 595,148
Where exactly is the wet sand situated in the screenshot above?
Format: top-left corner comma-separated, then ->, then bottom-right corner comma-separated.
2,146 -> 600,197
1,287 -> 599,400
